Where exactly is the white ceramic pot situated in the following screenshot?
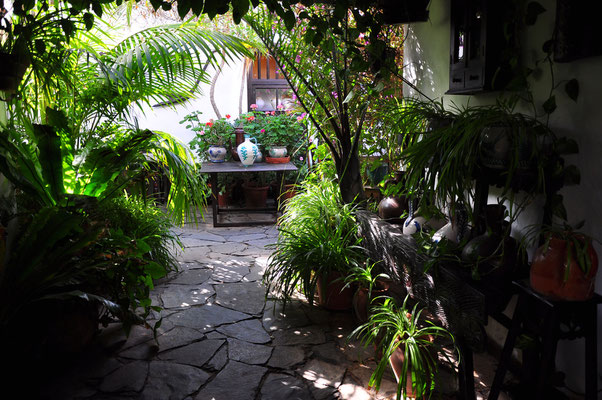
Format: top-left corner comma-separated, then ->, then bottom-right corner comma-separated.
207,145 -> 227,163
237,136 -> 258,167
402,215 -> 426,235
268,145 -> 287,158
432,222 -> 458,243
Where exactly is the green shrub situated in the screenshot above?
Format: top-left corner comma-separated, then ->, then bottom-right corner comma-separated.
264,178 -> 365,306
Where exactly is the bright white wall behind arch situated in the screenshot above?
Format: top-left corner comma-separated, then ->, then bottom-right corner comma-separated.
133,58 -> 249,147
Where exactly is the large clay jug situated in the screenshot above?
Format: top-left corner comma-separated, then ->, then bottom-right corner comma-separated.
237,136 -> 258,167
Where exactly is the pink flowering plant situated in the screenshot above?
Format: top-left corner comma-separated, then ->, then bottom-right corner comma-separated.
180,111 -> 234,159
236,109 -> 306,152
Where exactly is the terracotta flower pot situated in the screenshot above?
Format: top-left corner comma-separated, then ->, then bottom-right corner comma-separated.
242,182 -> 269,208
530,236 -> 599,301
316,272 -> 354,311
388,335 -> 435,399
352,280 -> 389,323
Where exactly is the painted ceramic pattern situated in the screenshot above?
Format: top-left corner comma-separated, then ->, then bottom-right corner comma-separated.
207,145 -> 227,163
269,146 -> 287,158
237,138 -> 258,167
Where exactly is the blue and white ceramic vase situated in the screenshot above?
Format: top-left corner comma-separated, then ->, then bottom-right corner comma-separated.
255,145 -> 264,163
207,145 -> 227,163
237,136 -> 258,167
269,145 -> 287,158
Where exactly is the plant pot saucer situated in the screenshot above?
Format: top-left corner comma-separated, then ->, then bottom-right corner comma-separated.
265,156 -> 290,164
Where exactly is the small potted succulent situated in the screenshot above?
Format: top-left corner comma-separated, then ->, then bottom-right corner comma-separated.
182,111 -> 234,162
351,296 -> 456,400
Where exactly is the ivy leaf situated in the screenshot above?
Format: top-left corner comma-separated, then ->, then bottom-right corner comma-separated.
542,95 -> 556,114
525,1 -> 546,25
282,9 -> 296,30
83,13 -> 94,30
91,1 -> 103,18
34,39 -> 46,54
59,19 -> 74,41
564,79 -> 579,102
191,0 -> 204,15
232,0 -> 250,23
542,39 -> 554,55
149,0 -> 162,10
555,137 -> 579,155
549,193 -> 567,221
562,165 -> 581,186
177,0 -> 191,19
312,31 -> 323,47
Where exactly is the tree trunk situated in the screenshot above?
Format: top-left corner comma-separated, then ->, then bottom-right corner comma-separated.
337,149 -> 365,205
210,56 -> 226,119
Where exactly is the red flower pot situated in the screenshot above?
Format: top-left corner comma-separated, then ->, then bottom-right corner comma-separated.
316,272 -> 353,311
530,236 -> 599,301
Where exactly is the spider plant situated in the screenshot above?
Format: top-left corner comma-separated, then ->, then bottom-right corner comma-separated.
350,295 -> 457,400
264,178 -> 366,307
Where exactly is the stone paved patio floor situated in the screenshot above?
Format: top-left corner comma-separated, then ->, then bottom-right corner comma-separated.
33,212 -> 517,400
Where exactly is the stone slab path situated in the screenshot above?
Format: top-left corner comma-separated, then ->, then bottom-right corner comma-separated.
35,214 -> 510,400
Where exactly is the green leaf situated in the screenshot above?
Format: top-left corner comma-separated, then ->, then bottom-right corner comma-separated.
34,39 -> 46,54
525,1 -> 546,25
564,79 -> 579,102
555,137 -> 579,155
542,39 -> 554,55
542,95 -> 556,114
144,261 -> 168,279
283,10 -> 296,30
232,0 -> 250,24
178,0 -> 191,19
91,1 -> 103,18
191,0 -> 204,14
562,165 -> 580,186
32,124 -> 65,202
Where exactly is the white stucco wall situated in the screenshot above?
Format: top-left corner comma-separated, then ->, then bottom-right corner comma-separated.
404,0 -> 602,393
133,60 -> 248,147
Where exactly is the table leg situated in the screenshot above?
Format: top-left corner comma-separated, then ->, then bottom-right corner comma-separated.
458,338 -> 476,400
585,302 -> 598,400
211,172 -> 219,227
488,294 -> 526,400
535,308 -> 558,400
276,171 -> 284,213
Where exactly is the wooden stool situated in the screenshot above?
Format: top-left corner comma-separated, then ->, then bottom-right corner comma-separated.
488,280 -> 600,399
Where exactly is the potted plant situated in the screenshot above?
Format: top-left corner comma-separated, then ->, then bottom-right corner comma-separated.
342,261 -> 391,323
183,111 -> 234,162
351,296 -> 456,400
259,108 -> 306,163
264,178 -> 366,310
242,172 -> 270,208
528,222 -> 599,301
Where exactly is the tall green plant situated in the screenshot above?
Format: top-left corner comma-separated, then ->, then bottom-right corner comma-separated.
351,296 -> 456,400
264,178 -> 365,306
245,6 -> 404,204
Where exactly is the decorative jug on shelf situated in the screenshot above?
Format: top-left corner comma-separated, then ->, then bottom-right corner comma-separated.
237,135 -> 259,167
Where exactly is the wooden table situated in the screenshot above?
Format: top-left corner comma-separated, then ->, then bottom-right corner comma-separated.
199,161 -> 298,227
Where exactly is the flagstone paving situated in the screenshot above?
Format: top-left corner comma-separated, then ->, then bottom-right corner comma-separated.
34,214 -> 515,400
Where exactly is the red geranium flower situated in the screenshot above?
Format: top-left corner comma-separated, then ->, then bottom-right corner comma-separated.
206,121 -> 214,127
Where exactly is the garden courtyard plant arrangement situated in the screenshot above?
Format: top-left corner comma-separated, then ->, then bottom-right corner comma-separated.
182,111 -> 235,163
237,104 -> 307,163
351,296 -> 457,400
263,177 -> 366,310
